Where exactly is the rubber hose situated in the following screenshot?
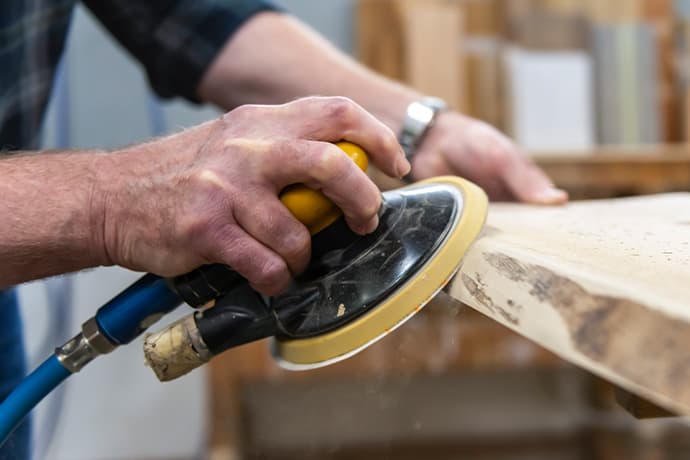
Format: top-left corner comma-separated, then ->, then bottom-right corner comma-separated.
0,356 -> 70,447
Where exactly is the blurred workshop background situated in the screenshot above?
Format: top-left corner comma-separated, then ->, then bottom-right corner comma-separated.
20,1 -> 690,460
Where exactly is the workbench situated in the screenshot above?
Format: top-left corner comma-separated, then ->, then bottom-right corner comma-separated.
535,145 -> 690,199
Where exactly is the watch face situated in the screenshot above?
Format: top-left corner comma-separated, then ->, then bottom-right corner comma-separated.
408,102 -> 435,126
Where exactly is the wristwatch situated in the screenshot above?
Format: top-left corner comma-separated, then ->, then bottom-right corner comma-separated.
398,97 -> 448,160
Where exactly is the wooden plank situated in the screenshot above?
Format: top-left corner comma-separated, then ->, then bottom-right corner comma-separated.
398,0 -> 464,110
357,0 -> 464,110
449,193 -> 690,414
644,0 -> 676,142
463,0 -> 501,36
586,0 -> 644,23
356,0 -> 406,82
463,38 -> 503,128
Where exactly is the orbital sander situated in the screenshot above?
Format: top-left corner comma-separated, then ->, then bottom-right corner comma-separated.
144,143 -> 487,381
144,147 -> 487,378
0,142 -> 487,444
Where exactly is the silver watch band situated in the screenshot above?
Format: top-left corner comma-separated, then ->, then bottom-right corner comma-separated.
398,97 -> 448,160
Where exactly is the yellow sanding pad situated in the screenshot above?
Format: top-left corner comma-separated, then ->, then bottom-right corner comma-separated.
272,176 -> 488,369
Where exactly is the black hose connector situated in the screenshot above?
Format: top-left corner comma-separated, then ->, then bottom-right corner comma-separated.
171,264 -> 246,308
194,288 -> 277,355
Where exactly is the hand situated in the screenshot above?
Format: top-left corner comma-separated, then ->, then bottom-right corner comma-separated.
94,97 -> 408,295
410,111 -> 568,204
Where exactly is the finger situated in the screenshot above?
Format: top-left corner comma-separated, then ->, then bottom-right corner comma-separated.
263,140 -> 382,235
413,142 -> 454,180
501,152 -> 569,205
233,192 -> 312,276
288,97 -> 410,178
209,223 -> 292,296
478,177 -> 514,202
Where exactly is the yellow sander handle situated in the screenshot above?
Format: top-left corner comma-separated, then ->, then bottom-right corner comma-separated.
280,141 -> 368,235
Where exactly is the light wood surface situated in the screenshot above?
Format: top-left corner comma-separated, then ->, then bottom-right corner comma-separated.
450,192 -> 690,414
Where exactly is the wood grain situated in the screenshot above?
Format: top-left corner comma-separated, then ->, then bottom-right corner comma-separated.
356,0 -> 405,82
450,193 -> 690,414
399,0 -> 464,110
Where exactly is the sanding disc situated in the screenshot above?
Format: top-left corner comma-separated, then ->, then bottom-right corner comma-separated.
271,176 -> 488,369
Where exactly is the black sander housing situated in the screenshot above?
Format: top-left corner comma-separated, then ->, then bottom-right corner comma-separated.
143,146 -> 488,380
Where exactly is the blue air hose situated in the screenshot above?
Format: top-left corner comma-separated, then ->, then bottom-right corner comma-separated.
2,81 -> 175,452
0,357 -> 70,445
0,274 -> 185,448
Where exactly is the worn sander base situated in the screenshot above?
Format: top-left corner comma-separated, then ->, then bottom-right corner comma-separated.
272,176 -> 487,370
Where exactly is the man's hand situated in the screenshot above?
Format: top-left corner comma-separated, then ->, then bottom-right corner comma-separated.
410,112 -> 568,204
95,97 -> 408,295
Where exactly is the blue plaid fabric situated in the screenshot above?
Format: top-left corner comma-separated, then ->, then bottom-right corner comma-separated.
0,0 -> 75,151
0,1 -> 276,458
0,0 -> 277,151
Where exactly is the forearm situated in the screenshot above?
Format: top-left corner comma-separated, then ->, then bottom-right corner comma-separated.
197,12 -> 567,205
198,12 -> 423,133
0,150 -> 108,287
0,123 -> 209,288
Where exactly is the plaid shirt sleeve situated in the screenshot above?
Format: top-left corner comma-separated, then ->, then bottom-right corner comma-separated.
82,0 -> 280,103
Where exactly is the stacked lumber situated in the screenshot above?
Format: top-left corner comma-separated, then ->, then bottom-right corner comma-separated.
357,0 -> 464,110
460,0 -> 503,128
357,0 -> 686,147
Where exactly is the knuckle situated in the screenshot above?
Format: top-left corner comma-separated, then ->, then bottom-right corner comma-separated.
350,186 -> 381,220
256,258 -> 289,287
313,144 -> 350,182
363,192 -> 381,217
196,221 -> 242,264
190,168 -> 229,193
210,228 -> 287,287
225,103 -> 255,120
251,204 -> 311,270
280,227 -> 311,265
324,97 -> 358,126
177,170 -> 234,242
378,126 -> 399,151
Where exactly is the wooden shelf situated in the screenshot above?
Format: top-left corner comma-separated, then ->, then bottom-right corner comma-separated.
534,145 -> 690,198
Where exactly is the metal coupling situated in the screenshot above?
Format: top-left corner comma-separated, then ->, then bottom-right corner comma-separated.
56,317 -> 117,373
